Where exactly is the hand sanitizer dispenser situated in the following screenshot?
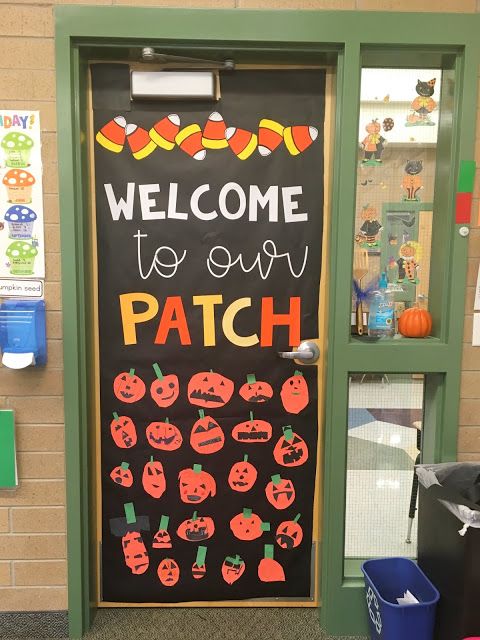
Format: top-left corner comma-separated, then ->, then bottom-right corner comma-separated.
0,300 -> 46,368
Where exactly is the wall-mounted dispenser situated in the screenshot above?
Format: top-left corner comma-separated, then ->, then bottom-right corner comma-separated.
0,299 -> 46,368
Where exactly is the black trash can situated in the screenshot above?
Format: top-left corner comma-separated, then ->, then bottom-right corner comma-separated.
416,463 -> 480,640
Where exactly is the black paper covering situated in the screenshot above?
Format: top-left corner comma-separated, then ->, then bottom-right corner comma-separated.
93,68 -> 325,602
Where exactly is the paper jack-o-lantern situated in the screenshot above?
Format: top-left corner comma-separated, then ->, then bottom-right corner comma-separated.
230,508 -> 270,541
228,455 -> 257,492
177,511 -> 215,542
152,515 -> 172,549
222,555 -> 245,585
192,546 -> 207,580
157,558 -> 180,587
146,418 -> 183,451
178,464 -> 216,504
122,531 -> 149,575
265,474 -> 296,510
110,462 -> 133,487
280,370 -> 309,414
150,363 -> 179,408
142,457 -> 166,499
113,368 -> 146,403
276,514 -> 303,549
232,412 -> 272,443
110,412 -> 137,449
258,544 -> 285,582
273,426 -> 309,467
239,374 -> 273,403
190,409 -> 225,454
187,370 -> 234,408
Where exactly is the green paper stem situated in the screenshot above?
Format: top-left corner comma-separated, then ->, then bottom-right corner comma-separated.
271,474 -> 282,486
198,409 -> 205,419
246,373 -> 257,384
196,545 -> 207,567
294,370 -> 304,377
152,363 -> 163,380
112,412 -> 119,420
282,426 -> 294,442
150,456 -> 154,463
293,513 -> 301,523
120,462 -> 130,470
225,554 -> 243,566
124,502 -> 136,525
210,369 -> 214,373
261,522 -> 271,532
243,454 -> 248,463
193,464 -> 202,474
249,411 -> 254,421
164,417 -> 170,423
129,368 -> 135,376
264,544 -> 274,560
243,508 -> 253,518
192,511 -> 198,521
159,515 -> 169,531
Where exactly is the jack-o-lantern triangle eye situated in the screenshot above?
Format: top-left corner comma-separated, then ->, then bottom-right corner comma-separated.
203,376 -> 208,382
220,381 -> 225,386
195,424 -> 207,433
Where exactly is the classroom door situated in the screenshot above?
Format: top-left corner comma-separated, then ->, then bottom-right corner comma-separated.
91,66 -> 327,605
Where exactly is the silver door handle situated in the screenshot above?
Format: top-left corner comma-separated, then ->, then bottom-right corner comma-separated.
278,340 -> 320,364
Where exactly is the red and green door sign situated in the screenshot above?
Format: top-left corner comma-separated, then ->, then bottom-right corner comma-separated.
92,65 -> 325,602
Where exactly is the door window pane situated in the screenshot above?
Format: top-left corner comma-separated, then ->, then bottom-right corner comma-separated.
344,374 -> 424,574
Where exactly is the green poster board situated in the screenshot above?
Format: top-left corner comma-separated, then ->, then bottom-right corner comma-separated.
0,410 -> 17,488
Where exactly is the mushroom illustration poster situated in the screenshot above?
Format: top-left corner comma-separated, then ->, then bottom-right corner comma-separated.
92,66 -> 325,603
0,111 -> 45,284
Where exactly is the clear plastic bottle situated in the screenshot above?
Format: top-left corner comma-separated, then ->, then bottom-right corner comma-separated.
367,272 -> 395,338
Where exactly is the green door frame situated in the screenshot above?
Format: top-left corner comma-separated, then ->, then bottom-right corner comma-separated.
55,7 -> 480,638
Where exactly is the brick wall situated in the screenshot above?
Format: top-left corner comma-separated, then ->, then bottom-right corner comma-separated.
0,0 -> 478,612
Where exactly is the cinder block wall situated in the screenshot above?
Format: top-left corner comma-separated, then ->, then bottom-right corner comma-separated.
0,0 -> 478,612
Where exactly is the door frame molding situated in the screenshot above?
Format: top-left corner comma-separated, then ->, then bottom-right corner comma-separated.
55,8 -> 480,638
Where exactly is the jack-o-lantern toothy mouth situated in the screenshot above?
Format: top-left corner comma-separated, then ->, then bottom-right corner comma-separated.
189,390 -> 224,404
186,527 -> 208,541
122,435 -> 133,446
187,494 -> 202,502
283,449 -> 303,464
198,436 -> 222,447
273,490 -> 294,502
232,480 -> 248,487
276,533 -> 296,549
148,434 -> 175,445
237,429 -> 269,441
120,391 -> 134,399
248,394 -> 270,402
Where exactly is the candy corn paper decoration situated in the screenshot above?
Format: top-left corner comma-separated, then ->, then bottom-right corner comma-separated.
258,118 -> 284,156
125,123 -> 157,160
149,114 -> 180,151
283,125 -> 318,156
96,116 -> 127,153
202,112 -> 228,149
175,124 -> 206,160
225,127 -> 258,160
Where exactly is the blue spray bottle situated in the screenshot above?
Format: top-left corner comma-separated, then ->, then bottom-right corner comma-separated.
367,272 -> 395,338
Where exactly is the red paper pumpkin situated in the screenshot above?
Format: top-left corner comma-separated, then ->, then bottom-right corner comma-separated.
258,545 -> 285,583
142,457 -> 166,499
113,368 -> 146,403
232,412 -> 272,443
152,516 -> 172,549
190,410 -> 225,454
280,370 -> 309,414
222,555 -> 245,585
398,306 -> 432,338
275,514 -> 303,549
122,531 -> 149,575
177,511 -> 215,542
110,462 -> 133,487
228,455 -> 257,492
273,426 -> 309,467
146,418 -> 182,451
178,464 -> 216,504
110,413 -> 137,449
230,508 -> 269,541
187,370 -> 234,408
150,363 -> 179,408
265,474 -> 296,510
239,374 -> 273,403
157,558 -> 180,587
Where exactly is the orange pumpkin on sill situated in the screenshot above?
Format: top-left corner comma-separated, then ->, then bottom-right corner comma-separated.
398,306 -> 432,338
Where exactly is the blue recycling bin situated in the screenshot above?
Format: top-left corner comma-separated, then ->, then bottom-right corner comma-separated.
361,557 -> 439,640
